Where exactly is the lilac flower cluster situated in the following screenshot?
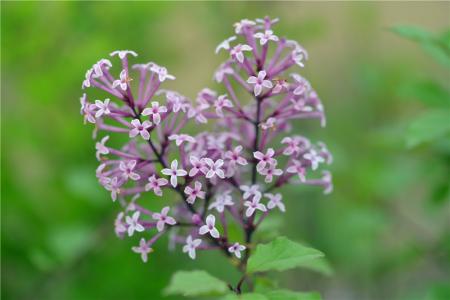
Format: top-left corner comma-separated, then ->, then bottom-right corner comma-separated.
80,17 -> 332,264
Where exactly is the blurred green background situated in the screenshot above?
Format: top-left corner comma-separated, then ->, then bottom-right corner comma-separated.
2,2 -> 449,300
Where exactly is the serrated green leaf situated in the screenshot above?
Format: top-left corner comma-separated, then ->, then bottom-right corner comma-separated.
406,109 -> 450,148
164,270 -> 228,297
266,290 -> 322,300
247,237 -> 324,274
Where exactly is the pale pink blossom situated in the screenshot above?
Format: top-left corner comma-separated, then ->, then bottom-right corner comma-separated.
182,235 -> 202,259
145,175 -> 168,196
265,193 -> 285,212
214,95 -> 233,117
161,160 -> 187,187
208,191 -> 234,213
184,181 -> 205,204
254,30 -> 279,45
129,119 -> 152,140
152,206 -> 177,232
132,238 -> 153,263
244,197 -> 267,217
286,160 -> 306,182
228,242 -> 246,259
125,211 -> 145,236
199,215 -> 220,238
94,98 -> 111,118
230,44 -> 252,63
253,148 -> 276,172
95,136 -> 109,160
247,71 -> 273,96
204,158 -> 225,179
119,160 -> 141,181
142,101 -> 167,125
112,69 -> 130,91
215,36 -> 237,54
168,134 -> 196,146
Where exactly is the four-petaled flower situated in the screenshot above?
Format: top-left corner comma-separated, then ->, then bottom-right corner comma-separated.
94,98 -> 111,118
254,30 -> 279,45
161,160 -> 187,187
291,74 -> 310,95
129,119 -> 152,140
182,235 -> 202,260
208,191 -> 234,213
233,19 -> 256,34
125,211 -> 145,236
110,50 -> 137,59
104,176 -> 120,201
112,69 -> 130,91
150,65 -> 175,82
230,44 -> 252,63
184,181 -> 205,204
95,136 -> 109,160
145,175 -> 168,196
247,71 -> 273,96
199,215 -> 220,238
152,206 -> 177,232
228,242 -> 246,259
204,158 -> 225,179
240,184 -> 262,201
214,95 -> 233,117
260,162 -> 283,183
253,148 -> 276,172
168,134 -> 196,146
142,101 -> 167,125
281,137 -> 303,156
286,160 -> 306,182
132,238 -> 153,263
265,193 -> 285,212
225,145 -> 248,166
189,156 -> 207,177
244,196 -> 267,217
215,36 -> 237,54
303,149 -> 325,170
119,160 -> 141,181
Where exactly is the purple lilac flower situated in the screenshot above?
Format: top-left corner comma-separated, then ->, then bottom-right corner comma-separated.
79,17 -> 332,263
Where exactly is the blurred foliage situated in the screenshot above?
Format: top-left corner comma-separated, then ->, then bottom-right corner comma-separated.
2,2 -> 450,300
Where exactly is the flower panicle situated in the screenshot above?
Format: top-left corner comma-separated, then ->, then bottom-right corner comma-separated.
80,16 -> 332,263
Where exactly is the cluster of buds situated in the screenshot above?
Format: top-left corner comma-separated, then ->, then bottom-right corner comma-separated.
80,17 -> 332,264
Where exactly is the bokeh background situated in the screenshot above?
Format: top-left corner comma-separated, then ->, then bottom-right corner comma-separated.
2,2 -> 449,300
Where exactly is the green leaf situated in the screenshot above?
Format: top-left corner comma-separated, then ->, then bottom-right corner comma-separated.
265,290 -> 322,300
164,270 -> 229,297
222,293 -> 268,300
297,257 -> 334,276
247,237 -> 324,274
391,25 -> 450,67
391,25 -> 433,42
406,109 -> 450,148
398,80 -> 450,108
222,290 -> 322,300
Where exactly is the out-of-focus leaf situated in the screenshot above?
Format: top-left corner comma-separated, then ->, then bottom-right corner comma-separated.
391,25 -> 433,42
391,25 -> 450,67
222,293 -> 268,300
247,237 -> 324,274
164,270 -> 228,297
222,291 -> 322,300
48,224 -> 94,264
253,276 -> 279,293
296,257 -> 334,276
398,80 -> 450,108
265,290 -> 322,300
406,109 -> 450,148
